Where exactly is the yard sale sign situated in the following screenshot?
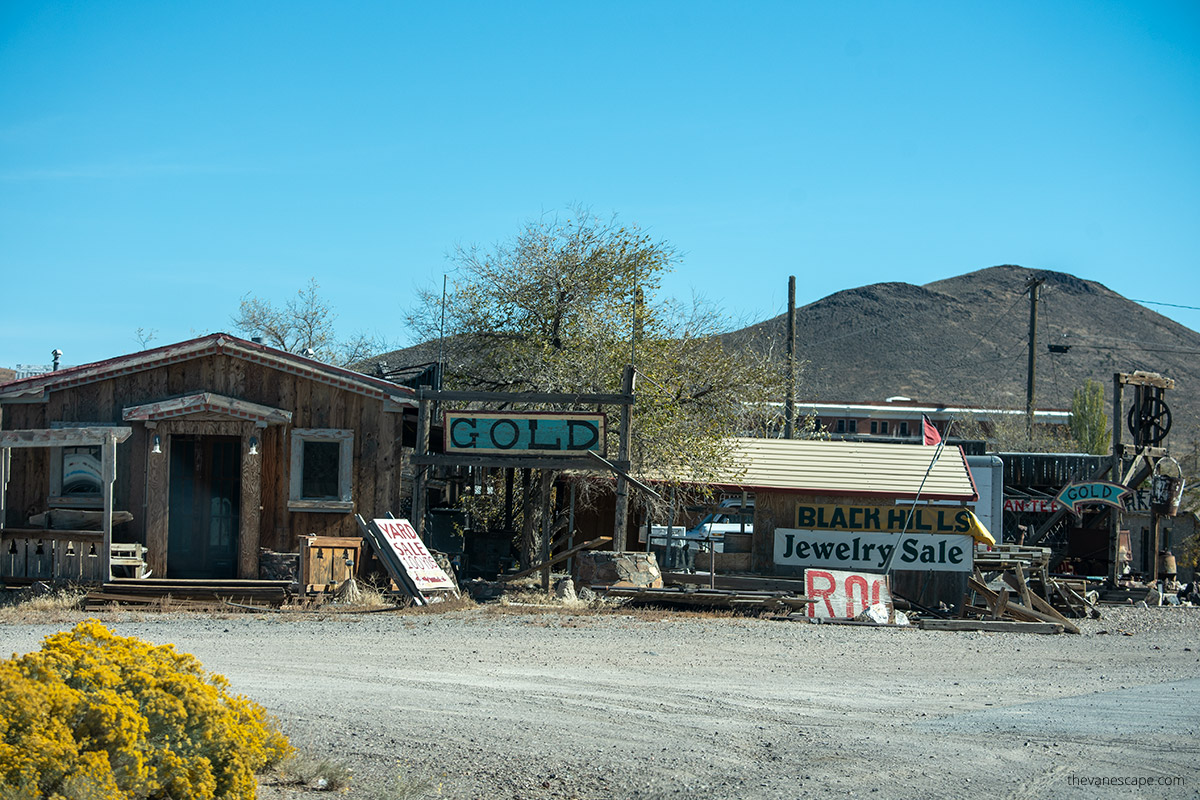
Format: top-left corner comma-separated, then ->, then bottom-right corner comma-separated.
373,518 -> 457,592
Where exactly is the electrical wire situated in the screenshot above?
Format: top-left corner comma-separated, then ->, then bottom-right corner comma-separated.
946,284 -> 1029,370
1130,298 -> 1200,312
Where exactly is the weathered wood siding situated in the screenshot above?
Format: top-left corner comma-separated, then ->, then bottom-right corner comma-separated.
1,353 -> 409,576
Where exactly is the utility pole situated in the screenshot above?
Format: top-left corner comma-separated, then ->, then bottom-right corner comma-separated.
784,276 -> 796,439
1025,275 -> 1045,439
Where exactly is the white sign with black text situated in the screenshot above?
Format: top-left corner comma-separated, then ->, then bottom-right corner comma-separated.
774,529 -> 973,573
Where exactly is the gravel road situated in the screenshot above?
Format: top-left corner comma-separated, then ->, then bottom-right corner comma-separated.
3,605 -> 1199,800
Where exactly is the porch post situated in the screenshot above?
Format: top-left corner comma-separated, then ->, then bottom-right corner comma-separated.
101,431 -> 117,582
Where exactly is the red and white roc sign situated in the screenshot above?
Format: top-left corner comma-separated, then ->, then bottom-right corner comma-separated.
373,518 -> 457,592
805,568 -> 893,620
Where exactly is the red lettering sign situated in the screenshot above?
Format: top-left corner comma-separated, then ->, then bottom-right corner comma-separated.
805,568 -> 892,620
374,519 -> 456,591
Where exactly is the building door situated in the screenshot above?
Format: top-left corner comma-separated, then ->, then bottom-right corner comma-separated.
167,435 -> 240,578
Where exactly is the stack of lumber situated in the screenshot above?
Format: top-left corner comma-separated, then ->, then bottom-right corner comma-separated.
601,585 -> 811,613
960,566 -> 1079,634
85,578 -> 292,609
975,544 -> 1099,620
974,544 -> 1051,572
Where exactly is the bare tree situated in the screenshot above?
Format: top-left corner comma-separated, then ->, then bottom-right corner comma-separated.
232,278 -> 390,366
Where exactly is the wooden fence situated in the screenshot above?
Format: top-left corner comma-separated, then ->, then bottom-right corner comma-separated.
2,530 -> 107,582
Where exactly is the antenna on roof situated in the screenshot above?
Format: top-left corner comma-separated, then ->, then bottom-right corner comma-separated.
51,349 -> 62,371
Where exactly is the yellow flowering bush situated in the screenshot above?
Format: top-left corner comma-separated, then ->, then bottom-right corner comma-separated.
0,621 -> 290,799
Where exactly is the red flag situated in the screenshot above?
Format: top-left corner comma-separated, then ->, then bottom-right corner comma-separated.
922,414 -> 941,446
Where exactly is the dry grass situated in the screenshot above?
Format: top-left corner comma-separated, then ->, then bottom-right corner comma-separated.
270,751 -> 354,791
0,585 -> 88,624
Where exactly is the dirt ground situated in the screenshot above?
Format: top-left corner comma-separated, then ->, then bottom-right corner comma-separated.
2,604 -> 1198,800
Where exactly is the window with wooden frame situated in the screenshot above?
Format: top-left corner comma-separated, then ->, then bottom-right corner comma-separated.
289,429 -> 354,512
49,444 -> 104,508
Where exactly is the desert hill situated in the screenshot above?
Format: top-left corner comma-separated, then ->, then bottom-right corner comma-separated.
723,265 -> 1200,436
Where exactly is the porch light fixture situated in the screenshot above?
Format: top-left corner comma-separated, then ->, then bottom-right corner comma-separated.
7,540 -> 16,555
248,436 -> 259,456
316,548 -> 324,560
88,543 -> 97,558
152,434 -> 162,454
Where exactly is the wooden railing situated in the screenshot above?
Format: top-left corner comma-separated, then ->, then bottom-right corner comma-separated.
2,529 -> 107,582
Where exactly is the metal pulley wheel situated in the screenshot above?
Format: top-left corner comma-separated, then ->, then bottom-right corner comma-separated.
1127,394 -> 1172,444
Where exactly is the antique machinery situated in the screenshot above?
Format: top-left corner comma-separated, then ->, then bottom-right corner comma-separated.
1108,371 -> 1176,586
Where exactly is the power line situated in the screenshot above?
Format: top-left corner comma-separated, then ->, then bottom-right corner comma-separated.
947,283 -> 1029,370
1130,298 -> 1200,312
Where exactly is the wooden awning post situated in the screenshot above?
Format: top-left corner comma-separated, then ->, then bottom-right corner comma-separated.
413,389 -> 431,541
539,472 -> 554,591
101,431 -> 117,582
0,446 -> 10,532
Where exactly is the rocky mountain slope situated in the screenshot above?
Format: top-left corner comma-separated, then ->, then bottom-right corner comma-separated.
723,264 -> 1200,437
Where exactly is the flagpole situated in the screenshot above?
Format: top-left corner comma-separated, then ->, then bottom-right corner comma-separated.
880,418 -> 955,576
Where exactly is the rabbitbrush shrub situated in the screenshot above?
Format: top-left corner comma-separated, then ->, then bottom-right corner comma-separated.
0,620 -> 290,799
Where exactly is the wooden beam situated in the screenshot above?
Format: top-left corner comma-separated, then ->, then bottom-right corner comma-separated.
1117,371 -> 1175,389
0,447 -> 9,532
421,389 -> 633,406
0,426 -> 132,448
411,453 -> 612,471
921,619 -> 1063,634
101,431 -> 116,582
500,536 -> 612,582
1023,584 -> 1082,634
586,450 -> 661,500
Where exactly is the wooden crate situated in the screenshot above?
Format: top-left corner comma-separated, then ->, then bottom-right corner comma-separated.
299,535 -> 362,592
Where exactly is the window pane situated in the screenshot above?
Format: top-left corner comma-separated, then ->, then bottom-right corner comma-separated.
302,441 -> 341,499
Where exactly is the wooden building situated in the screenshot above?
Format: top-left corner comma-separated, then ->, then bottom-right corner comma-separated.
627,437 -> 986,608
0,334 -> 416,581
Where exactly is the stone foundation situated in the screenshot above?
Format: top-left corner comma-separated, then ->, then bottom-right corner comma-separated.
573,551 -> 663,588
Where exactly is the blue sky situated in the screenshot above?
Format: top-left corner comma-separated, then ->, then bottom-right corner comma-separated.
2,1 -> 1198,367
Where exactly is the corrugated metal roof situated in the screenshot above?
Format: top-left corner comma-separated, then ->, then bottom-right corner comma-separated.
706,437 -> 978,501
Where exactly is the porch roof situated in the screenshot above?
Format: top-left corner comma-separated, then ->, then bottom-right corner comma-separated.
123,393 -> 292,426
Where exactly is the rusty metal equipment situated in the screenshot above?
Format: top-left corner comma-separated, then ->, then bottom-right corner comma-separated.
1127,383 -> 1172,447
1150,456 -> 1184,516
